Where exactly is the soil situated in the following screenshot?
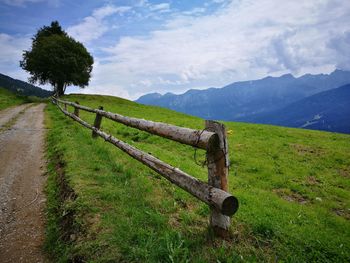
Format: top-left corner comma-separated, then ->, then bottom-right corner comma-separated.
272,188 -> 309,204
0,103 -> 48,263
0,104 -> 29,127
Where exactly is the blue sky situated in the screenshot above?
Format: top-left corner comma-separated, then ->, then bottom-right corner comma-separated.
1,0 -> 350,99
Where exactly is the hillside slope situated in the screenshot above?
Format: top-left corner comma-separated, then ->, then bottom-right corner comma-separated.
241,84 -> 350,133
0,73 -> 52,98
46,94 -> 350,262
0,87 -> 27,111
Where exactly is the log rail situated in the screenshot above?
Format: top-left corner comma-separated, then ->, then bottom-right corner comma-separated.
52,97 -> 239,237
55,98 -> 216,150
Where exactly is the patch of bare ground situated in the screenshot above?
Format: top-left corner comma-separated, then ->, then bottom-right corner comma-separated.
291,143 -> 324,156
54,160 -> 79,242
332,208 -> 350,220
49,153 -> 87,262
338,167 -> 350,178
273,188 -> 309,204
306,176 -> 322,186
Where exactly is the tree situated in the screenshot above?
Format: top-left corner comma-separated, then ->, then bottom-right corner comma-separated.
20,21 -> 93,96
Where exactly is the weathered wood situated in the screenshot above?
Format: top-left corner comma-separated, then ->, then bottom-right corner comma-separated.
92,106 -> 103,138
56,103 -> 238,216
53,98 -> 216,149
64,103 -> 67,111
74,101 -> 80,117
206,120 -> 236,237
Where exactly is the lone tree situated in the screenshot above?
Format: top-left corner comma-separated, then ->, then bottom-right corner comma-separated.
20,21 -> 93,96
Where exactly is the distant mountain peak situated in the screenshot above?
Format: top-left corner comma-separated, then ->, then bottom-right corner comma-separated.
143,92 -> 162,97
135,70 -> 350,134
281,73 -> 295,78
333,69 -> 346,73
260,73 -> 295,81
331,68 -> 350,75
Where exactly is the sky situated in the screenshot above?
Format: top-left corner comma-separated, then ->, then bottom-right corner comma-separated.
0,0 -> 350,99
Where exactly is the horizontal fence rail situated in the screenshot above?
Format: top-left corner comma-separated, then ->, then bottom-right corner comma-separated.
52,97 -> 239,237
54,98 -> 216,150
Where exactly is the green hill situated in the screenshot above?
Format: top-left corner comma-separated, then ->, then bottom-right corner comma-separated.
0,87 -> 27,111
0,72 -> 52,98
45,94 -> 350,262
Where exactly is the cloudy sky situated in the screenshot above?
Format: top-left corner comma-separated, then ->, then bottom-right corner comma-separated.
1,0 -> 350,99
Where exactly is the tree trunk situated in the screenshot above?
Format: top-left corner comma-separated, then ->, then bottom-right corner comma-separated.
56,82 -> 65,97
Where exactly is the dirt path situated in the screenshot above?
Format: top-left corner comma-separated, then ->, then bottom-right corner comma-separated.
0,104 -> 30,127
0,103 -> 48,263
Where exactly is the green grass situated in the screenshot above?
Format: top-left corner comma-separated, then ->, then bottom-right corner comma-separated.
0,87 -> 28,110
45,94 -> 350,262
0,87 -> 47,111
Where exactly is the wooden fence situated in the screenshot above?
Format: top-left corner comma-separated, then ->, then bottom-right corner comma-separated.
52,97 -> 239,237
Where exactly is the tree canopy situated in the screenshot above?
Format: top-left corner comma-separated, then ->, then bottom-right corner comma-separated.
20,21 -> 93,96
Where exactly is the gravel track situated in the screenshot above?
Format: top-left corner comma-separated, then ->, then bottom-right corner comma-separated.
0,103 -> 47,263
0,104 -> 30,128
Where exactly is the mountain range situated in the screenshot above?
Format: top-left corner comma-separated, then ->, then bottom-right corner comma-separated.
136,70 -> 350,133
0,73 -> 52,98
242,84 -> 350,133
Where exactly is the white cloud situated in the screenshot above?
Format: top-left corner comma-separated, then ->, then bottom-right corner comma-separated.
149,3 -> 170,12
92,5 -> 131,19
67,4 -> 131,44
86,0 -> 350,99
0,34 -> 29,62
136,0 -> 149,7
3,0 -> 349,99
0,33 -> 52,89
79,60 -> 131,98
2,0 -> 59,7
2,0 -> 42,6
328,30 -> 350,70
182,7 -> 206,16
0,33 -> 30,75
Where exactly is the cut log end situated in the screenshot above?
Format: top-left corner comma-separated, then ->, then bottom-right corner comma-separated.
222,195 -> 239,216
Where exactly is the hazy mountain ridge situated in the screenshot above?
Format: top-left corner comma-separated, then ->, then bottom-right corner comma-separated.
241,84 -> 350,133
136,70 -> 350,133
0,73 -> 52,98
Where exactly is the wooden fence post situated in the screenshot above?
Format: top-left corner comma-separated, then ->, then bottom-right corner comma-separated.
205,120 -> 231,237
74,101 -> 80,117
64,103 -> 67,111
92,106 -> 103,138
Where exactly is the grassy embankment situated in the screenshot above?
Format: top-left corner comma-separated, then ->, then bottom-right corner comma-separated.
45,94 -> 350,262
0,87 -> 28,110
0,87 -> 47,111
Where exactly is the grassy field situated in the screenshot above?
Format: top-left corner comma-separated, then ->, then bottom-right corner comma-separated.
0,87 -> 27,110
45,94 -> 350,262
